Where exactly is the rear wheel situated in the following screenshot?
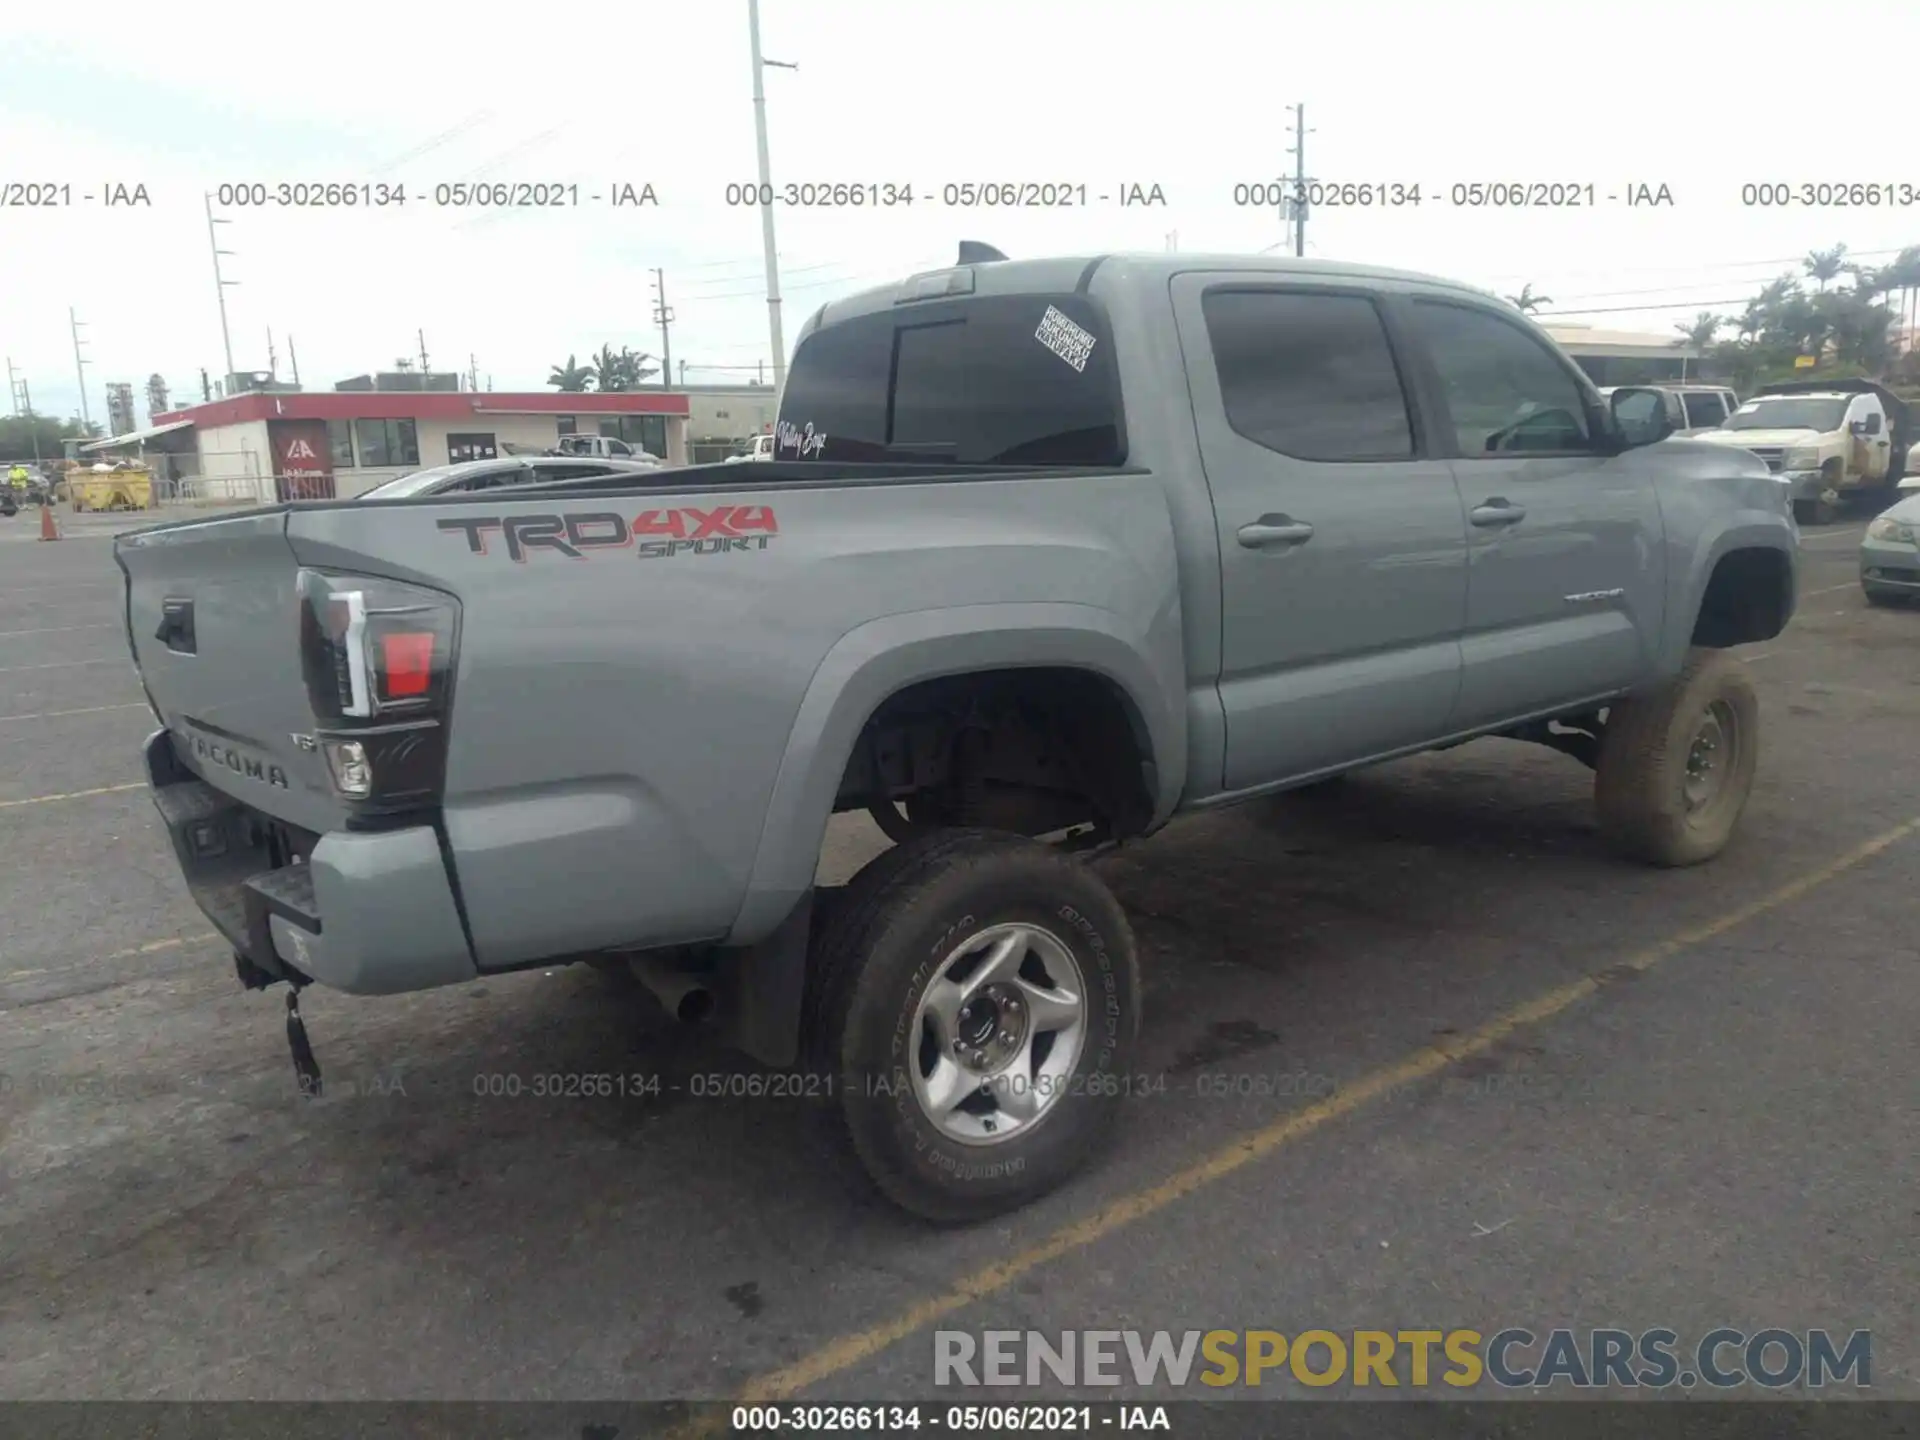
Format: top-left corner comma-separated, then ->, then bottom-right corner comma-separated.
805,829 -> 1141,1222
1594,649 -> 1760,867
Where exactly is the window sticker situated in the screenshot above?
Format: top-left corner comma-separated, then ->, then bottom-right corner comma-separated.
1034,305 -> 1096,373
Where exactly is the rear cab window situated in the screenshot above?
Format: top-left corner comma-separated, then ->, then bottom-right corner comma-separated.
774,292 -> 1126,466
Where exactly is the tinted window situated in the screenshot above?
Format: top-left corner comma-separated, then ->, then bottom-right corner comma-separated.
776,293 -> 1124,466
1411,302 -> 1593,454
354,418 -> 421,467
326,419 -> 356,468
1683,392 -> 1727,429
1202,290 -> 1414,461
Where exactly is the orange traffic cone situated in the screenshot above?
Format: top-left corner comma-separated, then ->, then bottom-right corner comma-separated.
38,502 -> 60,541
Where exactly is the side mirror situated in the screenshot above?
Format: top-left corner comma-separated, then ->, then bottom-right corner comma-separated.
1849,419 -> 1867,436
1610,387 -> 1674,449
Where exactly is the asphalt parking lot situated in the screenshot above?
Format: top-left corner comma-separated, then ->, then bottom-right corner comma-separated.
1,505 -> 1916,1409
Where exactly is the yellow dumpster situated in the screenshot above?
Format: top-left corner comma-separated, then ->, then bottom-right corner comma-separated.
69,466 -> 153,512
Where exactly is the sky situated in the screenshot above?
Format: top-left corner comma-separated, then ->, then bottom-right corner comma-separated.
3,0 -> 1918,428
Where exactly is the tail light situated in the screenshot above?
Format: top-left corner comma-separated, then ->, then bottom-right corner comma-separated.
297,569 -> 460,815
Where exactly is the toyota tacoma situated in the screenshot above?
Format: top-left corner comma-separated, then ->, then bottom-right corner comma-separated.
115,248 -> 1798,1221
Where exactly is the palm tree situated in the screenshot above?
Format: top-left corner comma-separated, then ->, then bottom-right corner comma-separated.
547,355 -> 595,392
590,344 -> 626,392
1803,245 -> 1847,292
1675,312 -> 1721,350
1506,282 -> 1551,314
590,345 -> 661,392
1880,245 -> 1920,355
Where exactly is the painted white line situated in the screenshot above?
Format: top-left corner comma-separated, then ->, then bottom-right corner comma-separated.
0,657 -> 122,674
0,702 -> 148,724
1802,582 -> 1859,597
0,622 -> 117,637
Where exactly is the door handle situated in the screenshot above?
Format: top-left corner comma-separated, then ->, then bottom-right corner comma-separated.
1469,499 -> 1526,528
1237,515 -> 1315,549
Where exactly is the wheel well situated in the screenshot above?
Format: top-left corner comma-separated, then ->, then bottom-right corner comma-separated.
1691,547 -> 1792,648
837,667 -> 1157,841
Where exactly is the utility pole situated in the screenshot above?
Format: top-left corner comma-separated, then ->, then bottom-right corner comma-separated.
204,193 -> 239,387
267,327 -> 278,380
19,381 -> 43,465
289,336 -> 301,386
200,367 -> 212,402
5,356 -> 19,416
679,359 -> 688,386
748,0 -> 796,395
417,330 -> 430,374
651,269 -> 675,390
1286,103 -> 1313,259
467,353 -> 478,391
69,307 -> 92,431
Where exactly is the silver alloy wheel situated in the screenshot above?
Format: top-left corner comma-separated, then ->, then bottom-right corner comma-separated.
907,921 -> 1089,1147
1682,699 -> 1739,817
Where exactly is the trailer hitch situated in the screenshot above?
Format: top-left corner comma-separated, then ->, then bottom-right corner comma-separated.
285,984 -> 323,1098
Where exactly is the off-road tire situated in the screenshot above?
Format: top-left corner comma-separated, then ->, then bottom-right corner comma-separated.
803,828 -> 1141,1223
1594,649 -> 1760,867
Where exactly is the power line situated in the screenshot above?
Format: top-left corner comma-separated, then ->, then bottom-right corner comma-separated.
1480,245 -> 1911,290
1536,298 -> 1754,318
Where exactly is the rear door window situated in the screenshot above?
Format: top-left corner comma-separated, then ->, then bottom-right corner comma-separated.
776,293 -> 1125,466
1202,289 -> 1415,461
1683,391 -> 1728,429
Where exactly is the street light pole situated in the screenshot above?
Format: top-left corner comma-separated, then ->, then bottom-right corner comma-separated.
747,0 -> 794,396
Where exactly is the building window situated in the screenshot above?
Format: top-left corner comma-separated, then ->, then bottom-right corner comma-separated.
447,431 -> 498,463
327,418 -> 356,468
556,415 -> 577,435
353,418 -> 420,468
598,414 -> 668,455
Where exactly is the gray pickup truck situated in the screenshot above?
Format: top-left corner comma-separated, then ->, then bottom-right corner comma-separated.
115,250 -> 1798,1221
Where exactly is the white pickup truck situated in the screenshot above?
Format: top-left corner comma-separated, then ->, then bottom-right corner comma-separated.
1693,378 -> 1911,524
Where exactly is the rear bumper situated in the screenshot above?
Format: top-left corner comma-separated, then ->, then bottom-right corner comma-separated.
145,729 -> 476,995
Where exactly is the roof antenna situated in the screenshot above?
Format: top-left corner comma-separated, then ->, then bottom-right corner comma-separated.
957,241 -> 1008,265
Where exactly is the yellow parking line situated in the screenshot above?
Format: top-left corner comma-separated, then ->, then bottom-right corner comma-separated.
723,816 -> 1920,1410
0,622 -> 118,637
0,702 -> 148,724
3,932 -> 219,984
0,781 -> 145,809
0,657 -> 122,674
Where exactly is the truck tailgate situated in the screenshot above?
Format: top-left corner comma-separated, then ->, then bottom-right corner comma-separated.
116,510 -> 346,834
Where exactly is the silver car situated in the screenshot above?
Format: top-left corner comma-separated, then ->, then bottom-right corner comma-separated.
353,456 -> 663,500
1861,493 -> 1920,606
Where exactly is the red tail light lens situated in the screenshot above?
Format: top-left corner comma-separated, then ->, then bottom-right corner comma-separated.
379,632 -> 436,699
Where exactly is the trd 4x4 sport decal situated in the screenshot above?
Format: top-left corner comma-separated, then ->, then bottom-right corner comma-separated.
437,505 -> 778,562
